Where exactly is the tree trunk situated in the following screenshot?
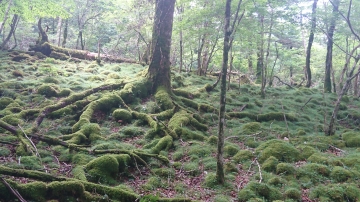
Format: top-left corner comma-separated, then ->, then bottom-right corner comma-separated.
305,0 -> 318,88
0,0 -> 13,35
37,18 -> 49,45
1,14 -> 18,50
62,19 -> 68,48
147,0 -> 176,93
56,17 -> 62,47
217,0 -> 231,185
197,36 -> 205,76
324,0 -> 339,93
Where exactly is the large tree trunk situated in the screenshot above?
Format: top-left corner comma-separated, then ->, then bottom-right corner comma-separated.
305,0 -> 318,88
324,0 -> 339,93
37,18 -> 49,45
217,0 -> 231,185
147,0 -> 176,93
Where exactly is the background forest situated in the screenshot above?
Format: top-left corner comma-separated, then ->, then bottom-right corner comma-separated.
0,0 -> 360,201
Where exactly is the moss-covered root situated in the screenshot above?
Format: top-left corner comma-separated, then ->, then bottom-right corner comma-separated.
72,93 -> 123,132
151,135 -> 173,154
0,165 -> 66,182
0,179 -> 139,201
168,110 -> 208,138
155,86 -> 175,110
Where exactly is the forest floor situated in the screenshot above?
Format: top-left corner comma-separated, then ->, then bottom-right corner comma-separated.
0,51 -> 360,202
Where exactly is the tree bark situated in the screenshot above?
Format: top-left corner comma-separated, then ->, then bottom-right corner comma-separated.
37,18 -> 49,45
147,0 -> 176,93
56,17 -> 62,47
305,0 -> 318,88
324,0 -> 339,93
217,0 -> 231,185
62,19 -> 68,48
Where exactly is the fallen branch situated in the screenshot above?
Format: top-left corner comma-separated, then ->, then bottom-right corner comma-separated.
301,97 -> 313,111
255,158 -> 262,183
0,177 -> 27,202
273,76 -> 294,89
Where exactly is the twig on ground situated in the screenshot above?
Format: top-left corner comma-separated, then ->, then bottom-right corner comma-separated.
329,144 -> 346,154
273,76 -> 294,89
255,158 -> 262,183
18,124 -> 40,158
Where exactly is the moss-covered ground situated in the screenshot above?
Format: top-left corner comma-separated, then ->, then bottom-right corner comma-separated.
0,51 -> 360,201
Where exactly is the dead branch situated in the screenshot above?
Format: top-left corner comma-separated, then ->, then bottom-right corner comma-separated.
0,177 -> 27,202
255,158 -> 262,183
301,97 -> 313,111
273,76 -> 294,89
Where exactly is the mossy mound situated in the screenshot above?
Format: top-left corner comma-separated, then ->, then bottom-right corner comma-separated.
256,139 -> 300,163
276,163 -> 295,175
85,154 -> 130,183
262,156 -> 279,173
0,97 -> 13,109
342,131 -> 360,147
238,182 -> 282,202
36,84 -> 60,97
297,163 -> 330,187
330,166 -> 352,182
232,150 -> 254,163
310,183 -> 360,202
112,109 -> 132,123
241,122 -> 261,135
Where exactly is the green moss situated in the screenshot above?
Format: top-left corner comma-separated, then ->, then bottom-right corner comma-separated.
284,188 -> 301,201
188,144 -> 212,158
307,153 -> 330,164
42,76 -> 60,84
151,135 -> 173,154
238,182 -> 282,202
256,139 -> 300,163
168,110 -> 207,138
267,177 -> 285,187
0,147 -> 11,156
142,176 -> 162,190
85,155 -> 119,183
48,181 -> 85,199
203,172 -> 218,188
330,166 -> 351,182
72,165 -> 87,181
276,163 -> 295,175
296,145 -> 317,159
310,184 -> 360,202
58,88 -> 72,97
71,153 -> 94,165
233,150 -> 254,163
18,181 -> 47,201
262,156 -> 279,173
112,109 -> 132,123
224,162 -> 238,173
36,84 -> 59,97
119,78 -> 151,103
20,156 -> 42,170
2,114 -> 23,126
0,97 -> 13,109
153,168 -> 175,179
342,131 -> 360,147
224,144 -> 239,157
242,122 -> 261,134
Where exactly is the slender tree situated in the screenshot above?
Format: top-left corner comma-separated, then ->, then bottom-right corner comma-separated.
324,0 -> 339,93
305,0 -> 318,88
147,0 -> 176,93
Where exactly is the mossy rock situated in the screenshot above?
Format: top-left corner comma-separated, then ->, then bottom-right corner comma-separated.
342,131 -> 360,147
36,84 -> 59,97
85,155 -> 120,183
47,181 -> 85,200
42,77 -> 60,84
112,109 -> 132,123
233,150 -> 254,163
330,166 -> 352,182
256,139 -> 300,163
242,122 -> 261,134
276,163 -> 295,175
262,156 -> 279,173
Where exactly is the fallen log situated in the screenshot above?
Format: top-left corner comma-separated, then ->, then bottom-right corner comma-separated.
29,42 -> 145,65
